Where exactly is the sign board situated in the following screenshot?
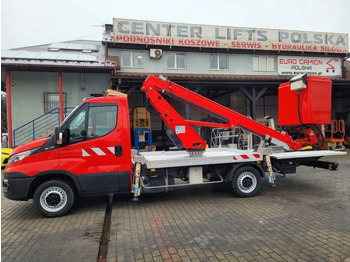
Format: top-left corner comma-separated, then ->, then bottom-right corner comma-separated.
113,18 -> 348,54
277,56 -> 342,76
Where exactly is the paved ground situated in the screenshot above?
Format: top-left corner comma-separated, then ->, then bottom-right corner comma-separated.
108,151 -> 350,262
1,183 -> 106,262
2,149 -> 350,262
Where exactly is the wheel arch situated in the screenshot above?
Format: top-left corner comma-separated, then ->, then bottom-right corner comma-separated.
28,170 -> 82,199
226,162 -> 265,182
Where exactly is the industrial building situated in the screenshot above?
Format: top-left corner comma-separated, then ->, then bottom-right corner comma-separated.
1,18 -> 349,148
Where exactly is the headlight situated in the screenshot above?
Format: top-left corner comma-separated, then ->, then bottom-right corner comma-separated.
8,148 -> 39,165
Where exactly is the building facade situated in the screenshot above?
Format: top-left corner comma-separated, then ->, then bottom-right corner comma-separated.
2,18 -> 349,148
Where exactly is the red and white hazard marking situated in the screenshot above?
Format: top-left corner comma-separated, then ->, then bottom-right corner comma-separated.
232,153 -> 261,161
82,147 -> 115,157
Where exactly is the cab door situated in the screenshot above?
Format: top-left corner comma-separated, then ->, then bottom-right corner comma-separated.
59,102 -> 130,194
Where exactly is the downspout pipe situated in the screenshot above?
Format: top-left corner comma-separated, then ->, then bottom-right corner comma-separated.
58,70 -> 64,123
6,69 -> 13,148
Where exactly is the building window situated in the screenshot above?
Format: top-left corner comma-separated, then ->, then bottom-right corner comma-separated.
121,51 -> 143,68
166,53 -> 186,69
210,54 -> 228,70
44,92 -> 67,113
253,56 -> 276,71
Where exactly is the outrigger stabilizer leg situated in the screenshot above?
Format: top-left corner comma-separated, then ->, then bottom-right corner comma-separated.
132,162 -> 142,201
257,137 -> 276,187
265,154 -> 276,187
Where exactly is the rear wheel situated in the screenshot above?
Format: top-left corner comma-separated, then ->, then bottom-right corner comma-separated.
231,166 -> 261,197
33,180 -> 75,217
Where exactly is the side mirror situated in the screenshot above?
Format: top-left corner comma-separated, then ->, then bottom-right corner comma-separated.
55,127 -> 63,145
55,126 -> 69,145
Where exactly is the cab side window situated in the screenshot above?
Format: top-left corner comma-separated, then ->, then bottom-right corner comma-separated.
65,104 -> 117,144
87,105 -> 117,139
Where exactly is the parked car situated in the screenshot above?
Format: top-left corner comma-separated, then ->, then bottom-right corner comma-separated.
1,148 -> 13,168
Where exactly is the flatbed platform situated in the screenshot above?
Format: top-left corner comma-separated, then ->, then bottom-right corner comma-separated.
133,148 -> 262,169
133,148 -> 347,169
270,150 -> 347,159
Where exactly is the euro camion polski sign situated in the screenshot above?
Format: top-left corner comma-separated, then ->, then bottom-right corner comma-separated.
113,18 -> 348,54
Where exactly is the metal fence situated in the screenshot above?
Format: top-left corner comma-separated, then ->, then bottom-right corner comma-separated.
13,107 -> 75,147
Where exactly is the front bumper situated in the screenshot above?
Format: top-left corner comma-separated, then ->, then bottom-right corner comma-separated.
3,172 -> 34,200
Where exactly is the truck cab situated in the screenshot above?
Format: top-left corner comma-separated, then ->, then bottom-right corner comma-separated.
4,95 -> 132,217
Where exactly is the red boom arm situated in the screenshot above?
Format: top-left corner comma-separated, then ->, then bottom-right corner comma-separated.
141,75 -> 311,150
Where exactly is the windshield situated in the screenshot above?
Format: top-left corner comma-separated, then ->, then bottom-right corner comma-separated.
67,107 -> 87,143
60,105 -> 80,127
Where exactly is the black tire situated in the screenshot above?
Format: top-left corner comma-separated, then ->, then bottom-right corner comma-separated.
33,180 -> 75,217
231,166 -> 261,197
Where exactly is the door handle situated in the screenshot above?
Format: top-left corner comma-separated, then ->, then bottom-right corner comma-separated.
115,145 -> 122,157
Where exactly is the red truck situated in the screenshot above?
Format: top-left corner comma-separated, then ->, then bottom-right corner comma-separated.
3,75 -> 346,217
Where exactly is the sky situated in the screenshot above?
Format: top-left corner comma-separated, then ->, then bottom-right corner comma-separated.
1,0 -> 350,51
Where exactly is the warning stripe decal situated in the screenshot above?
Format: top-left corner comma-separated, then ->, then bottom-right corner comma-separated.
82,147 -> 116,157
91,148 -> 106,156
107,147 -> 115,154
240,154 -> 249,160
82,149 -> 91,157
233,153 -> 262,161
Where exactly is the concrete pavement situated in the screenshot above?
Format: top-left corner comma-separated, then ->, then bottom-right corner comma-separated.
2,150 -> 350,262
107,151 -> 350,261
1,182 -> 107,262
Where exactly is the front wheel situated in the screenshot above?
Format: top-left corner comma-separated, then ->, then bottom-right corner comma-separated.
33,180 -> 75,217
231,166 -> 261,197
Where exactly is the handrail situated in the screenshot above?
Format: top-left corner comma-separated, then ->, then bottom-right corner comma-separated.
13,108 -> 60,132
13,107 -> 76,147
